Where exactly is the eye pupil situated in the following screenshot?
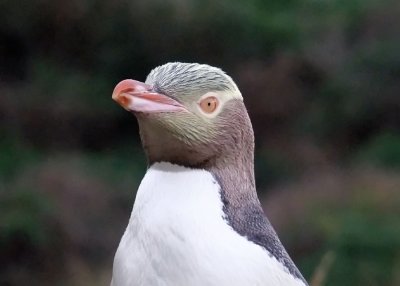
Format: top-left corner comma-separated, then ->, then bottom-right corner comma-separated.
199,96 -> 218,114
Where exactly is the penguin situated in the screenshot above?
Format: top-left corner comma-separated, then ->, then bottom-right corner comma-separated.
110,62 -> 308,286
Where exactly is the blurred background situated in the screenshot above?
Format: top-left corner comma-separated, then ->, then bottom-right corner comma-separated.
1,0 -> 399,285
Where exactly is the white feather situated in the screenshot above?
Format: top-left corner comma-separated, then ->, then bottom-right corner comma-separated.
111,162 -> 306,286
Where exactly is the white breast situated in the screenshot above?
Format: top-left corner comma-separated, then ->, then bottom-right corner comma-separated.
111,162 -> 305,286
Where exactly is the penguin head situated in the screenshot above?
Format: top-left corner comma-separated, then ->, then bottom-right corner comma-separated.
112,62 -> 254,167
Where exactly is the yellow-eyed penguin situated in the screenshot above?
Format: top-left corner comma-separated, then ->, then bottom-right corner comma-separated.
110,62 -> 308,286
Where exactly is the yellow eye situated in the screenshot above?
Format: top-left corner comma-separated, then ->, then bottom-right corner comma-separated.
199,96 -> 218,113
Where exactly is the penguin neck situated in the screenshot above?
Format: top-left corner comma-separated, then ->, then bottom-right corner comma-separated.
207,102 -> 258,208
207,141 -> 257,208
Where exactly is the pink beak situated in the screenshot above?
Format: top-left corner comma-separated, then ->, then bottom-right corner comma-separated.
112,79 -> 186,113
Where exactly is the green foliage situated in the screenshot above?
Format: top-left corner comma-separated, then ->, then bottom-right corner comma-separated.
324,211 -> 400,286
297,184 -> 400,286
0,188 -> 54,249
355,133 -> 400,169
27,58 -> 114,114
255,150 -> 297,188
0,140 -> 39,182
83,146 -> 147,197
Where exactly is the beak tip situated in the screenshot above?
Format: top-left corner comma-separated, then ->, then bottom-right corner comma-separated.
112,79 -> 149,109
111,92 -> 117,101
112,79 -> 185,113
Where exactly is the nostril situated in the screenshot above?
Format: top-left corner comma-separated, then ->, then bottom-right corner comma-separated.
119,94 -> 131,108
113,92 -> 132,110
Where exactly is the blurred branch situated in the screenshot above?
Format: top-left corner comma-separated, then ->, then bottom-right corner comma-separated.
310,251 -> 336,286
